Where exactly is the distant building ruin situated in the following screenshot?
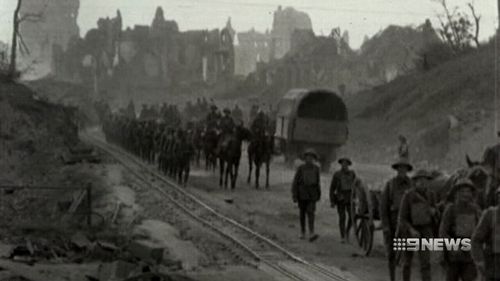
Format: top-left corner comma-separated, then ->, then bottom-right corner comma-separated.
234,29 -> 271,76
20,0 -> 80,78
269,6 -> 313,60
234,6 -> 313,77
52,7 -> 235,101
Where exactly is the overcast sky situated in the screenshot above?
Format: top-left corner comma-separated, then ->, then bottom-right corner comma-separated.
0,0 -> 497,49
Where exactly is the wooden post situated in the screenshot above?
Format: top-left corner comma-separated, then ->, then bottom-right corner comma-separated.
86,183 -> 92,227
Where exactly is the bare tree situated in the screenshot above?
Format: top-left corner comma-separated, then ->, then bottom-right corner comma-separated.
467,2 -> 481,47
8,0 -> 44,79
433,0 -> 480,53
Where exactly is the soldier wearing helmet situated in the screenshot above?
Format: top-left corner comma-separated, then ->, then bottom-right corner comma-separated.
397,169 -> 438,281
471,187 -> 500,281
292,149 -> 321,242
250,109 -> 269,137
329,157 -> 357,243
440,178 -> 481,281
205,104 -> 220,132
219,108 -> 235,135
380,158 -> 414,281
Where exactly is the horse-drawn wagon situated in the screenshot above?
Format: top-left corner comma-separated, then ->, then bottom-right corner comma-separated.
274,89 -> 348,171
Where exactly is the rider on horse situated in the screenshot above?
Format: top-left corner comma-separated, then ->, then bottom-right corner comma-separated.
217,108 -> 236,151
205,105 -> 220,132
250,110 -> 269,137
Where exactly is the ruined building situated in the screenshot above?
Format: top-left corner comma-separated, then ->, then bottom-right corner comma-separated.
234,29 -> 271,76
52,7 -> 235,101
243,20 -> 439,101
20,0 -> 80,78
269,6 -> 312,60
234,6 -> 312,77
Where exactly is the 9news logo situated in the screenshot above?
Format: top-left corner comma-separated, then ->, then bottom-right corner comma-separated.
393,238 -> 471,252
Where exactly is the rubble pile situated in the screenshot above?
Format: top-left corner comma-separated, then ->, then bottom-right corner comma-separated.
0,82 -> 195,280
0,229 -> 192,281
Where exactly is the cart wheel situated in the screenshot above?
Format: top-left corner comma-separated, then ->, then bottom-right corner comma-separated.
350,180 -> 374,256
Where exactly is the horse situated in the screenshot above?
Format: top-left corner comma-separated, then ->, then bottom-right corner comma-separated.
428,155 -> 497,212
192,125 -> 205,166
218,125 -> 251,189
247,132 -> 274,189
203,128 -> 218,172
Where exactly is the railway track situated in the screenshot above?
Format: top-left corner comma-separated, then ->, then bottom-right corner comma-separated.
82,132 -> 362,281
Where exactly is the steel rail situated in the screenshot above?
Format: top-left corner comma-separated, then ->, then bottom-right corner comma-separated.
83,133 -> 358,281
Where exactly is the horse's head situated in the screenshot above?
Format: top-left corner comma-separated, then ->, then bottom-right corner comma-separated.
464,154 -> 491,189
466,154 -> 482,168
467,165 -> 490,191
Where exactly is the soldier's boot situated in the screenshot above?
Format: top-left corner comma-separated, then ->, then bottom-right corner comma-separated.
389,263 -> 396,281
402,251 -> 413,281
338,205 -> 346,242
419,250 -> 431,281
308,211 -> 318,242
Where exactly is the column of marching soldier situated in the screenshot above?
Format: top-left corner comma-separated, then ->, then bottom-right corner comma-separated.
101,103 -> 258,187
291,132 -> 500,281
102,107 -> 500,281
102,113 -> 196,187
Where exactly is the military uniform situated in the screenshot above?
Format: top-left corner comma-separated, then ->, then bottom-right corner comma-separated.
219,114 -> 235,135
205,110 -> 220,132
482,142 -> 500,177
471,205 -> 500,281
397,170 -> 437,281
439,190 -> 481,281
380,159 -> 413,281
292,151 -> 321,240
329,158 -> 356,241
232,106 -> 243,124
251,112 -> 269,136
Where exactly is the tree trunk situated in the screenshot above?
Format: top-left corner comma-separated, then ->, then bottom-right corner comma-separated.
9,0 -> 22,78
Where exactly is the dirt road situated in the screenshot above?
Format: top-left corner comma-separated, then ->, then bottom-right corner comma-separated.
186,153 -> 393,281
88,129 -> 447,281
186,149 -> 445,281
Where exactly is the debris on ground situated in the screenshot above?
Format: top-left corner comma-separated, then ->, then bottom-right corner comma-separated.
61,143 -> 101,165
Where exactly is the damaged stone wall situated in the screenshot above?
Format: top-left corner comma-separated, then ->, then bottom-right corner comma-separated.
19,0 -> 80,78
234,29 -> 271,76
269,6 -> 313,60
52,7 -> 235,103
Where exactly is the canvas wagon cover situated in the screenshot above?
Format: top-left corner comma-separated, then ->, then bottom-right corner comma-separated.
275,89 -> 348,145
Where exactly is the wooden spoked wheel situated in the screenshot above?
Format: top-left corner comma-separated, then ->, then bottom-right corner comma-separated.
350,180 -> 375,256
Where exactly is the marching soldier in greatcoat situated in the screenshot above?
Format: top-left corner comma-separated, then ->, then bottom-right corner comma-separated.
398,169 -> 438,281
205,105 -> 220,132
439,178 -> 481,281
380,158 -> 413,281
329,157 -> 356,243
482,131 -> 500,208
292,149 -> 321,242
471,187 -> 500,281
